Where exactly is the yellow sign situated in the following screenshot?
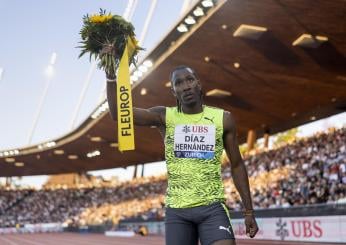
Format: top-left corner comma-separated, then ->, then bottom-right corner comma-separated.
117,37 -> 136,151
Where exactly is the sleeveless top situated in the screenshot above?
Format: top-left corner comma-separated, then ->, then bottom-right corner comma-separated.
165,106 -> 226,208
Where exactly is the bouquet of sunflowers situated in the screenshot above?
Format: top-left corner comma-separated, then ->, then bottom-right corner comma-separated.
78,9 -> 143,76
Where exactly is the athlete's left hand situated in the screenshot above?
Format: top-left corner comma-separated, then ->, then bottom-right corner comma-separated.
245,215 -> 258,238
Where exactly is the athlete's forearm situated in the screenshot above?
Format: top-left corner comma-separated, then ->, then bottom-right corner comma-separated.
231,161 -> 253,211
106,81 -> 118,121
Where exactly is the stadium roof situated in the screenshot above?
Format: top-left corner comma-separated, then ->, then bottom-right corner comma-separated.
1,0 -> 345,177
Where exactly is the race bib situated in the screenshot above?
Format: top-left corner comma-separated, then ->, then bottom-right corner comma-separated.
174,125 -> 215,159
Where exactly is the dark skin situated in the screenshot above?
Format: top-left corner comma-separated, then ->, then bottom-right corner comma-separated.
104,50 -> 258,244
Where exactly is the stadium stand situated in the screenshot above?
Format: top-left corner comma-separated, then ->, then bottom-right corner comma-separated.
0,128 -> 345,228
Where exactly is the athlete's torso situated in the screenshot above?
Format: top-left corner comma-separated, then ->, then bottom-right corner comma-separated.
164,106 -> 226,208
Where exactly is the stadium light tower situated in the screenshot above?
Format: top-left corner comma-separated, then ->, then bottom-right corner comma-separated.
0,67 -> 4,82
138,0 -> 158,46
180,0 -> 194,16
27,52 -> 57,144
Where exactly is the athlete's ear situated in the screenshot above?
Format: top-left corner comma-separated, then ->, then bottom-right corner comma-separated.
171,84 -> 177,97
196,80 -> 202,90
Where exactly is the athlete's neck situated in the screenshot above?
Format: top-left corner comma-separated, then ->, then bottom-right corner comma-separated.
181,103 -> 204,114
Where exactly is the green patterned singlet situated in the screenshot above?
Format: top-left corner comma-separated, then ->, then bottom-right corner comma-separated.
165,106 -> 226,208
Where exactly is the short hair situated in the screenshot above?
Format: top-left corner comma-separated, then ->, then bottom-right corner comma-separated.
169,65 -> 199,82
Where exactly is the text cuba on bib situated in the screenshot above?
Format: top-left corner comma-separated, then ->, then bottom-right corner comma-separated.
78,9 -> 143,151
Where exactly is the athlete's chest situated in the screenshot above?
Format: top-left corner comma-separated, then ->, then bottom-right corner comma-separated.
172,124 -> 216,159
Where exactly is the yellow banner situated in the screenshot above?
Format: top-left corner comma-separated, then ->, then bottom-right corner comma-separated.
116,37 -> 136,151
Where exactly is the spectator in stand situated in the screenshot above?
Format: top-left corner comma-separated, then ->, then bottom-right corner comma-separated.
0,128 -> 345,228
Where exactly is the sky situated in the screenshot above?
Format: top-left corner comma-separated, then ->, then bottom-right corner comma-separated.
0,0 -> 345,188
0,0 -> 192,187
0,0 -> 188,149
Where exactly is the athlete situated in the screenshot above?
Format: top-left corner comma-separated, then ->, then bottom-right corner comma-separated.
103,46 -> 258,245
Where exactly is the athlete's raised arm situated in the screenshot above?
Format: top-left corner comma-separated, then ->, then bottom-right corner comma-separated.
102,45 -> 165,128
223,111 -> 258,238
106,81 -> 165,127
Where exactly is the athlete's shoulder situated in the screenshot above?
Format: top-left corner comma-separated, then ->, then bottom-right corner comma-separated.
223,110 -> 232,117
223,110 -> 236,132
148,106 -> 166,114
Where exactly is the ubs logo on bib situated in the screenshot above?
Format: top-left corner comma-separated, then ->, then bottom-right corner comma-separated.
174,124 -> 216,159
182,125 -> 191,133
191,126 -> 208,133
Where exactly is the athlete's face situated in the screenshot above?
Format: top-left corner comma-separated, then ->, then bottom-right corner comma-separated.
171,68 -> 202,106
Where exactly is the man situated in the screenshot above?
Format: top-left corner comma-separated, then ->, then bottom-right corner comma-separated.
105,56 -> 258,244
